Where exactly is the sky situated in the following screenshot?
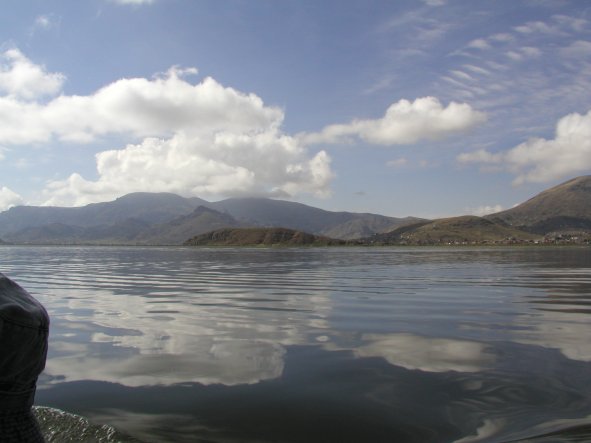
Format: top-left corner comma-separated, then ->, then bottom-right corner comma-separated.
0,0 -> 590,218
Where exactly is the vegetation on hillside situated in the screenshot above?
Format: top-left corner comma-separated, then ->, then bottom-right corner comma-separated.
184,227 -> 348,247
364,216 -> 540,246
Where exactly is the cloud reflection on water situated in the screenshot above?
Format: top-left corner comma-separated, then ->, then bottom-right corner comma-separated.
516,308 -> 591,362
42,281 -> 332,387
46,342 -> 286,387
4,246 -> 590,443
43,282 -> 498,390
30,247 -> 591,391
512,268 -> 591,362
352,333 -> 495,373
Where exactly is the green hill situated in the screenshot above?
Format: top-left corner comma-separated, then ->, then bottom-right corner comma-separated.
184,227 -> 347,247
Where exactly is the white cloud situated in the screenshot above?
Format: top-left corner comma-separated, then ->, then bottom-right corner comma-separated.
463,64 -> 491,76
0,49 -> 333,205
514,21 -> 556,35
421,0 -> 446,6
0,66 -> 282,145
561,40 -> 591,58
0,49 -> 65,101
466,204 -> 504,216
457,149 -> 500,164
32,14 -> 61,31
521,46 -> 542,58
0,187 -> 24,211
552,15 -> 588,33
43,132 -> 333,206
442,75 -> 468,89
506,51 -> 523,61
489,33 -> 514,43
301,97 -> 486,146
34,15 -> 52,29
458,110 -> 591,185
467,38 -> 491,50
451,70 -> 474,81
386,158 -> 408,168
507,46 -> 543,61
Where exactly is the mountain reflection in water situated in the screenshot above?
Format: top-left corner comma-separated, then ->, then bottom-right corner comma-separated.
1,246 -> 590,442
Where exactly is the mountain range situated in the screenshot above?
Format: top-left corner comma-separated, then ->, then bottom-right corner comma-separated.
0,193 -> 421,245
0,175 -> 589,246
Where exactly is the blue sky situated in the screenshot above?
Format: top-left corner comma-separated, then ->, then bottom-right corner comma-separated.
0,0 -> 590,218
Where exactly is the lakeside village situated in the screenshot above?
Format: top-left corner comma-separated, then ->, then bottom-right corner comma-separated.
539,232 -> 591,245
391,231 -> 591,246
466,233 -> 586,246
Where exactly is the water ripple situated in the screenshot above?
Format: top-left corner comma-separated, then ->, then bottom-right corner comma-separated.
0,246 -> 589,442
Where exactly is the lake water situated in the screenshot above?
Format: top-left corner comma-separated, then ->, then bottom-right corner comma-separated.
1,246 -> 590,442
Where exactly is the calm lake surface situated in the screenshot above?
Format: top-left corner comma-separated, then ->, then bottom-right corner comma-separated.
1,246 -> 591,442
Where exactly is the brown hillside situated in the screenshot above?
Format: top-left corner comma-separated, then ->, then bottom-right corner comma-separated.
136,206 -> 243,244
369,216 -> 538,245
486,175 -> 591,233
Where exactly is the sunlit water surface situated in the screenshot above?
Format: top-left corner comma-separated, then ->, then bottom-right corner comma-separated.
1,246 -> 590,442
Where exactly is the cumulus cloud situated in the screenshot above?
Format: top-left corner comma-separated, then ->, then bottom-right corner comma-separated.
0,187 -> 24,211
0,49 -> 487,206
44,133 -> 333,206
458,110 -> 591,184
0,49 -> 333,205
301,97 -> 486,146
0,49 -> 65,101
0,65 -> 281,145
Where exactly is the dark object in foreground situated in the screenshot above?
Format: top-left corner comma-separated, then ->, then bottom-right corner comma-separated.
0,273 -> 50,442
